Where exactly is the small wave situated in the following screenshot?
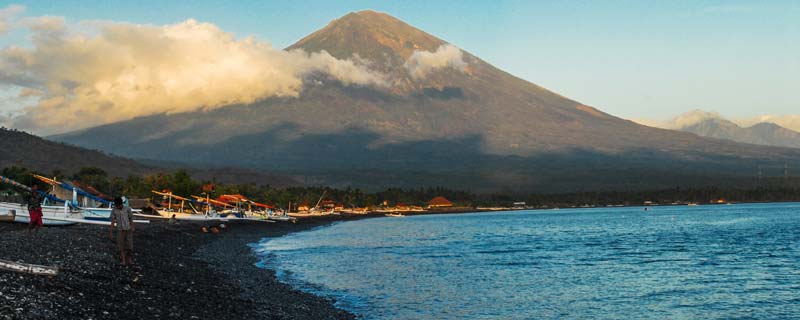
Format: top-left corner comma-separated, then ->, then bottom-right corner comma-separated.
701,217 -> 757,226
637,258 -> 692,264
475,248 -> 533,254
489,261 -> 540,267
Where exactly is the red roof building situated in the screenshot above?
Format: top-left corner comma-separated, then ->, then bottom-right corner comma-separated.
428,196 -> 454,208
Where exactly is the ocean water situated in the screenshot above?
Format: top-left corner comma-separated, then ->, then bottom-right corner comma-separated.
254,203 -> 800,319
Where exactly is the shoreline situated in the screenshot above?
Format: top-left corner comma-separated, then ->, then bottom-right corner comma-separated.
1,210 -> 469,320
2,203 -> 794,318
0,217 -> 361,319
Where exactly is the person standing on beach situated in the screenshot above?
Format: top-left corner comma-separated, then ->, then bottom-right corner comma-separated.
25,183 -> 44,236
109,197 -> 135,266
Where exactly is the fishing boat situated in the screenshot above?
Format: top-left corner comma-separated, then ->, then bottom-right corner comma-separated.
1,176 -> 153,226
0,201 -> 83,226
32,174 -> 143,221
1,175 -> 84,226
150,191 -> 222,221
216,194 -> 295,222
385,213 -> 405,217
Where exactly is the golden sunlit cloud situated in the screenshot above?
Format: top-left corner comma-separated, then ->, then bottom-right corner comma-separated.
1,13 -> 388,134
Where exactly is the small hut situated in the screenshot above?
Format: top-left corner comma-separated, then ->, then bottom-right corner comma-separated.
428,196 -> 454,208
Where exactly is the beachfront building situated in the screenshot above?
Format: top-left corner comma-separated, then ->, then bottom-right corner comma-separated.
428,196 -> 454,208
296,203 -> 310,212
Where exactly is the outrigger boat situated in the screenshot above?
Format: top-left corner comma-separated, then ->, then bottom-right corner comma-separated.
217,194 -> 295,222
1,175 -> 83,226
288,191 -> 338,217
146,190 -> 222,221
32,175 -> 144,221
190,195 -> 277,223
1,175 -> 149,226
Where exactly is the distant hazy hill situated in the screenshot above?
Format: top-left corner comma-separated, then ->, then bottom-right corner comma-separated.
52,11 -> 800,192
675,110 -> 800,148
1,128 -> 299,187
1,127 -> 149,176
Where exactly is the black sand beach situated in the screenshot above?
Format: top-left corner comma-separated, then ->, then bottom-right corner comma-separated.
0,209 -> 487,319
0,217 -> 358,320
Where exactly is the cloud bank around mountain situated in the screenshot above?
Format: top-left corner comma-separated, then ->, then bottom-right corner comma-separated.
404,44 -> 467,79
0,5 -> 388,134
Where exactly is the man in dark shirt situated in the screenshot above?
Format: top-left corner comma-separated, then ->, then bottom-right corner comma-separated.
26,183 -> 44,235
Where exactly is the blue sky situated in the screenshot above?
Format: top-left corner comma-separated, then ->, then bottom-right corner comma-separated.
1,0 -> 798,124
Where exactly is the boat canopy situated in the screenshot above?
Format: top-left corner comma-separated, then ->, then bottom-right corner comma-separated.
34,175 -> 112,206
219,194 -> 273,209
192,195 -> 234,208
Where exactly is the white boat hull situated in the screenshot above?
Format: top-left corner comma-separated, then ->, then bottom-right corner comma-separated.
0,202 -> 83,226
156,210 -> 222,221
267,215 -> 296,222
81,207 -> 143,221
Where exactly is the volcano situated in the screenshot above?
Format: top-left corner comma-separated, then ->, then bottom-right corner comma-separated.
52,11 -> 800,192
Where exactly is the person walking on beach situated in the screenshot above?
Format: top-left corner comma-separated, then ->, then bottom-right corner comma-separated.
25,183 -> 44,236
109,197 -> 135,266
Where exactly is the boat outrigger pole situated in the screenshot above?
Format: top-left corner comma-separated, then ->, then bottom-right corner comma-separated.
1,175 -> 70,206
152,190 -> 192,213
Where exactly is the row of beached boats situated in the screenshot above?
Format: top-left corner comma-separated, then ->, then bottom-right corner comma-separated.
0,174 -> 296,226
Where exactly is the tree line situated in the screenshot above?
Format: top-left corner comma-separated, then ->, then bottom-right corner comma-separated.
2,166 -> 799,209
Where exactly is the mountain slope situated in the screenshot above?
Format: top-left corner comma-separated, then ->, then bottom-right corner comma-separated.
51,11 -> 800,192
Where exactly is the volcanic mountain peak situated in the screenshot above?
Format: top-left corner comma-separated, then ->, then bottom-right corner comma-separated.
289,10 -> 445,64
49,11 -> 800,191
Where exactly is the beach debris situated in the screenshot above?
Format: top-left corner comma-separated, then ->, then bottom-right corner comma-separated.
0,259 -> 58,276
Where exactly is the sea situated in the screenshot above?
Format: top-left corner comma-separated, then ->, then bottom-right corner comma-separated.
253,203 -> 800,319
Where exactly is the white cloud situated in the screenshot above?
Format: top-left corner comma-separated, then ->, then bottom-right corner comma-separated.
404,44 -> 467,79
0,4 -> 25,34
1,16 -> 388,134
